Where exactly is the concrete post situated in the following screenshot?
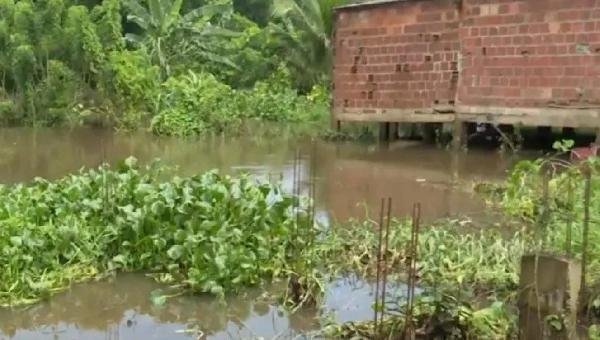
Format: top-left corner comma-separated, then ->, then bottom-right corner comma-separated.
519,254 -> 581,340
379,122 -> 390,143
452,119 -> 466,151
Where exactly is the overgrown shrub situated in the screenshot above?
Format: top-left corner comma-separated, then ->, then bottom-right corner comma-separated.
151,71 -> 240,136
35,60 -> 78,125
235,67 -> 329,123
0,98 -> 14,124
151,68 -> 329,137
105,50 -> 159,128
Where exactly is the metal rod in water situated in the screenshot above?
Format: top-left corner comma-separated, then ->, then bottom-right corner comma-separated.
581,169 -> 591,299
310,144 -> 317,233
291,151 -> 298,249
373,198 -> 386,333
378,197 -> 392,336
293,149 -> 302,247
404,202 -> 421,340
539,165 -> 550,243
566,179 -> 573,257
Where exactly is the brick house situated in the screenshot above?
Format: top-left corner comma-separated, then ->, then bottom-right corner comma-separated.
332,0 -> 600,142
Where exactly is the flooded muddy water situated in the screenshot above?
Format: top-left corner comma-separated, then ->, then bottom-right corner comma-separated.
0,274 -> 407,340
0,127 -> 521,220
0,127 -> 523,339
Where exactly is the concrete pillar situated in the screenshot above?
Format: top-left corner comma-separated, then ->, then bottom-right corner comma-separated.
538,126 -> 553,147
378,122 -> 390,142
421,123 -> 439,143
452,119 -> 466,151
389,122 -> 399,141
519,254 -> 581,340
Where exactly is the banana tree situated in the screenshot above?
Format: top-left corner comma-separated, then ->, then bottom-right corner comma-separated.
270,0 -> 346,89
124,0 -> 236,78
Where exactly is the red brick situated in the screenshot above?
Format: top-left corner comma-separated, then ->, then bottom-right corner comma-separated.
332,0 -> 600,113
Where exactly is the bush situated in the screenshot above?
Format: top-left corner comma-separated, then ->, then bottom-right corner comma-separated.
235,67 -> 329,123
151,71 -> 240,136
104,50 -> 160,129
0,98 -> 15,125
35,60 -> 79,125
150,67 -> 329,137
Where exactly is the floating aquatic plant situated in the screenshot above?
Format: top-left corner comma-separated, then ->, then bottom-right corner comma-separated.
0,157 -> 312,306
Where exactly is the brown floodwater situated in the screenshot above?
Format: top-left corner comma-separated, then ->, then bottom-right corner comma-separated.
0,273 -> 410,340
0,127 -> 524,339
0,127 -> 522,220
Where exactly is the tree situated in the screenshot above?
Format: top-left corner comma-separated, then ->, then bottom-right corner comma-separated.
233,0 -> 271,27
64,6 -> 105,81
270,0 -> 346,90
124,0 -> 235,78
91,0 -> 125,52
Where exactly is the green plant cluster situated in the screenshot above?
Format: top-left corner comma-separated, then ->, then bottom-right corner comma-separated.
0,0 -> 341,132
151,68 -> 329,137
485,155 -> 600,282
0,0 -> 123,125
0,157 -> 309,306
312,219 -> 526,292
322,295 -> 515,339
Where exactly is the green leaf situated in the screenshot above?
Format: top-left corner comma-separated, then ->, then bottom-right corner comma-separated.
150,289 -> 167,306
124,156 -> 138,168
215,255 -> 226,270
10,236 -> 22,247
167,245 -> 185,260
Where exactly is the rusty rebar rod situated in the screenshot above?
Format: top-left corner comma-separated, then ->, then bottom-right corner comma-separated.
539,165 -> 550,244
565,178 -> 573,257
309,144 -> 317,233
580,169 -> 591,300
403,202 -> 421,340
378,197 -> 392,336
373,198 -> 386,334
291,150 -> 298,250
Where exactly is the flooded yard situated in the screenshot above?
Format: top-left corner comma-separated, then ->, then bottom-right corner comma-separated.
0,274 -> 409,340
0,127 -> 521,339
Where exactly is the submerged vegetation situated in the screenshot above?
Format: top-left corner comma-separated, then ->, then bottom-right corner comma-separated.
0,0 -> 339,133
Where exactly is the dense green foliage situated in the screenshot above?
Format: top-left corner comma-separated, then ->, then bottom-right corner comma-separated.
484,154 -> 600,282
0,158 -> 310,306
0,0 -> 343,132
151,68 -> 328,136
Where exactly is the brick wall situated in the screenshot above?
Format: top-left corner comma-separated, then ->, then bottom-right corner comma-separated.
333,0 -> 460,114
458,0 -> 600,108
333,0 -> 600,119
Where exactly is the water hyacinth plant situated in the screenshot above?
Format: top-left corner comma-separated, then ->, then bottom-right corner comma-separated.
0,157 -> 311,306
